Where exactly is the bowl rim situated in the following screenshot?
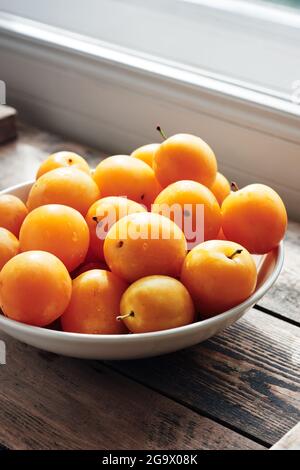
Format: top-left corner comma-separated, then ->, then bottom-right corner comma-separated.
0,180 -> 284,343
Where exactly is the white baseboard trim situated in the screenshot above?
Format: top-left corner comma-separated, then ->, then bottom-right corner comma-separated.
0,12 -> 299,219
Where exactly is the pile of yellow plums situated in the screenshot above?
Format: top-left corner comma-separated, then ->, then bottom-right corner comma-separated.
0,129 -> 287,334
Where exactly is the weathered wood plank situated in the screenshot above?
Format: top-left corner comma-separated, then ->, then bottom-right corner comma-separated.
257,220 -> 300,323
0,333 -> 262,450
109,309 -> 300,446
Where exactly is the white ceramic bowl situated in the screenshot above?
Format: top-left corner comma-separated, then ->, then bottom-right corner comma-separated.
0,181 -> 284,360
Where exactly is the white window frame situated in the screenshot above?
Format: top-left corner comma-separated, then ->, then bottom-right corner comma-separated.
0,0 -> 300,98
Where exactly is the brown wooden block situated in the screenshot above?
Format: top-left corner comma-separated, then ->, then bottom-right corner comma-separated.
0,106 -> 17,144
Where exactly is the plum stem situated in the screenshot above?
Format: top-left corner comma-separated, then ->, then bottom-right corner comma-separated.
117,311 -> 135,321
156,125 -> 167,141
227,249 -> 243,259
231,181 -> 239,192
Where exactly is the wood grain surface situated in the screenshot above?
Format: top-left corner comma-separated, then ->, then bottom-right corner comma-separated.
257,221 -> 300,324
109,309 -> 300,447
0,333 -> 263,450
